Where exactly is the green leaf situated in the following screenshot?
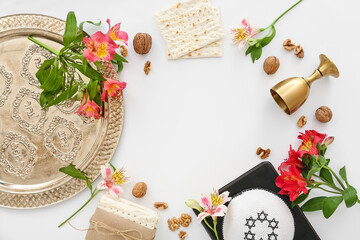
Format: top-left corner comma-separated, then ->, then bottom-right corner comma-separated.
94,61 -> 106,71
70,62 -> 105,81
36,58 -> 55,84
342,186 -> 358,208
307,163 -> 322,180
63,11 -> 77,47
261,25 -> 276,47
301,196 -> 327,212
317,155 -> 327,166
339,166 -> 349,186
250,46 -> 262,63
245,46 -> 254,56
93,93 -> 102,106
322,196 -> 343,218
44,83 -> 79,109
79,20 -> 101,32
40,60 -> 60,91
113,53 -> 128,63
320,168 -> 334,185
40,91 -> 55,107
59,163 -> 92,191
109,163 -> 116,172
87,79 -> 99,100
292,190 -> 311,208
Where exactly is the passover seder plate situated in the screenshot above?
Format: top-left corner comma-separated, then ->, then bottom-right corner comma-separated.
0,14 -> 125,208
195,162 -> 321,240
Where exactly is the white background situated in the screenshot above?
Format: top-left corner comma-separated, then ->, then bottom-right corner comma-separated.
1,0 -> 360,239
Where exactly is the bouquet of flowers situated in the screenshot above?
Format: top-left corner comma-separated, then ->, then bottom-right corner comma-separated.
28,11 -> 128,120
276,130 -> 359,218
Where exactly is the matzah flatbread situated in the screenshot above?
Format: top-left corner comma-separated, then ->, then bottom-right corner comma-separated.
181,40 -> 222,58
155,1 -> 224,59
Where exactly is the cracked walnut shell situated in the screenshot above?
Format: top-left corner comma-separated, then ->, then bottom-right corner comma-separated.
133,33 -> 152,55
283,38 -> 296,51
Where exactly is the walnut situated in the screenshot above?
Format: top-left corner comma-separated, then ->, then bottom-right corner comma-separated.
168,217 -> 180,232
179,213 -> 192,227
154,202 -> 168,210
256,147 -> 271,159
297,115 -> 307,128
133,33 -> 152,55
263,56 -> 280,75
178,231 -> 187,240
295,45 -> 304,58
144,61 -> 151,75
132,182 -> 147,198
283,38 -> 296,51
120,45 -> 128,57
315,106 -> 332,123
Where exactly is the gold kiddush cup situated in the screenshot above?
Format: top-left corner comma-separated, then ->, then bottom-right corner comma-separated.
270,54 -> 339,115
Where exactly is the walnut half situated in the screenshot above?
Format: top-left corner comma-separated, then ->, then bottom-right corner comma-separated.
168,217 -> 180,232
179,213 -> 192,227
256,147 -> 271,159
283,38 -> 296,51
154,202 -> 168,210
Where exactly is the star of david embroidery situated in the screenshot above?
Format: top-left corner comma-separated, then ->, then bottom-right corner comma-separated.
244,230 -> 256,240
244,211 -> 279,240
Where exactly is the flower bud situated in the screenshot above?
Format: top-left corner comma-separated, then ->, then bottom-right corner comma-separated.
77,91 -> 84,100
324,136 -> 334,147
185,199 -> 202,212
97,85 -> 101,93
247,38 -> 258,46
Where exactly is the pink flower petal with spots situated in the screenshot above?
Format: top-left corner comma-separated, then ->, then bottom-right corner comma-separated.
108,185 -> 124,199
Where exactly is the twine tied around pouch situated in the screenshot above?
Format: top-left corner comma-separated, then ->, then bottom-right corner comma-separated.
68,221 -> 144,240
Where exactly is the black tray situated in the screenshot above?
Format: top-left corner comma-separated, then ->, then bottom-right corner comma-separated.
194,161 -> 321,240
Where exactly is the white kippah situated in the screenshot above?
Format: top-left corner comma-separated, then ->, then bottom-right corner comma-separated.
223,188 -> 295,240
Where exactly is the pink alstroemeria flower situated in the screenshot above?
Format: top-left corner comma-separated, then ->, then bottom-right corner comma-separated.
101,77 -> 127,101
106,19 -> 128,45
197,189 -> 231,222
83,31 -> 118,62
231,18 -> 259,48
97,164 -> 129,199
75,95 -> 102,119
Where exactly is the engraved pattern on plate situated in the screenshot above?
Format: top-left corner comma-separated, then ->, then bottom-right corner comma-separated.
44,116 -> 82,162
12,88 -> 47,134
20,44 -> 53,87
0,65 -> 12,107
0,131 -> 37,178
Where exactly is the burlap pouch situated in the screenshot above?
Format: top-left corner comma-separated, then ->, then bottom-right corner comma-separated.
85,195 -> 159,240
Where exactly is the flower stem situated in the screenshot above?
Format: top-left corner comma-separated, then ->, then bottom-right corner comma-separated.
28,35 -> 59,56
317,186 -> 342,195
312,181 -> 343,193
271,0 -> 303,26
312,175 -> 343,192
358,199 -> 360,204
325,166 -> 346,190
203,218 -> 215,232
58,189 -> 100,228
213,220 -> 219,240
